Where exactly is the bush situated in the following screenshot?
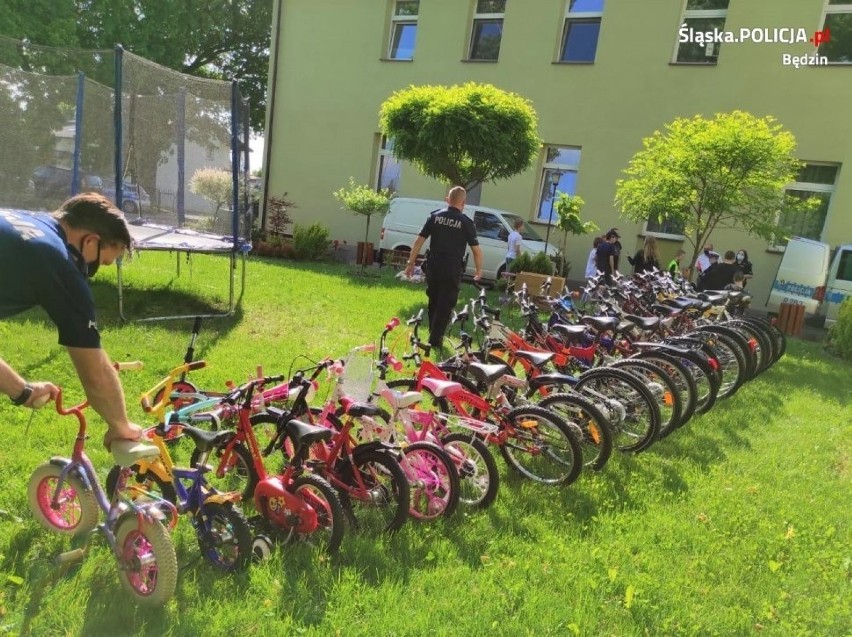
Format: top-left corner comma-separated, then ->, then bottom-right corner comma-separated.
826,297 -> 852,361
509,251 -> 554,275
292,222 -> 330,261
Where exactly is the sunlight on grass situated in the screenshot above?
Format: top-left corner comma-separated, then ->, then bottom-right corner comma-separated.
1,253 -> 850,635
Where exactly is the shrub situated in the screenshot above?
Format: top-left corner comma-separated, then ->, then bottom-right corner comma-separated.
826,297 -> 852,361
509,250 -> 555,275
292,222 -> 330,261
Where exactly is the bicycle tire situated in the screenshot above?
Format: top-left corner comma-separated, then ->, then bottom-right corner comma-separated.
115,514 -> 178,607
537,392 -> 613,471
675,349 -> 720,414
197,502 -> 253,572
634,351 -> 699,430
728,320 -> 772,376
499,405 -> 583,485
402,441 -> 460,520
28,463 -> 99,537
695,324 -> 756,382
703,332 -> 747,399
287,474 -> 346,554
742,316 -> 785,368
440,432 -> 500,509
338,448 -> 410,534
609,359 -> 683,438
573,367 -> 661,452
190,441 -> 257,503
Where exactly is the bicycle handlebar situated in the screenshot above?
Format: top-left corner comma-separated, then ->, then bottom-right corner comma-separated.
56,361 -> 143,415
114,360 -> 143,372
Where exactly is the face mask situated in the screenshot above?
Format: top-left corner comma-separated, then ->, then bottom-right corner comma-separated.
704,249 -> 711,256
69,236 -> 101,278
736,253 -> 744,262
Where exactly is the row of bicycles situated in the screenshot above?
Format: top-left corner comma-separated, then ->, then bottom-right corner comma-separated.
25,269 -> 785,606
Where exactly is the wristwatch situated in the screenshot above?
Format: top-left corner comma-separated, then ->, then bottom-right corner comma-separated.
11,383 -> 33,406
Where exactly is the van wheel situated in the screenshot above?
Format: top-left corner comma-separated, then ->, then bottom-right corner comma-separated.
496,264 -> 506,280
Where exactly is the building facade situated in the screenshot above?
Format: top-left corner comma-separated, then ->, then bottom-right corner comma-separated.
262,0 -> 851,308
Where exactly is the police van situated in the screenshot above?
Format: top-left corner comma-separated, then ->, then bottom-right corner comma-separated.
767,237 -> 852,327
378,198 -> 557,281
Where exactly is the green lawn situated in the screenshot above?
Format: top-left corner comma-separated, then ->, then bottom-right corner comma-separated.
1,253 -> 850,636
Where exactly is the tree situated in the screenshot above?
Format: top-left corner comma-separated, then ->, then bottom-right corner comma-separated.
553,193 -> 598,276
190,167 -> 232,224
615,111 -> 813,277
0,0 -> 271,132
379,82 -> 540,191
333,178 -> 392,265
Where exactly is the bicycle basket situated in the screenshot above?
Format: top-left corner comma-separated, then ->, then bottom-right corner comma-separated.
339,347 -> 376,403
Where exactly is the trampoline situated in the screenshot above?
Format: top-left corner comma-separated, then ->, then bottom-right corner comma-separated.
118,222 -> 252,322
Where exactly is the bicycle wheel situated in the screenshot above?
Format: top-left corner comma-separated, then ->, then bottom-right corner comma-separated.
28,463 -> 99,537
537,392 -> 613,471
190,442 -> 258,503
703,332 -> 746,399
196,502 -> 253,572
674,350 -> 720,415
402,441 -> 460,520
440,432 -> 500,509
696,325 -> 756,381
742,317 -> 785,369
105,465 -> 178,504
287,474 -> 346,554
337,448 -> 410,534
728,320 -> 772,376
499,405 -> 583,486
574,367 -> 661,452
115,514 -> 178,607
610,359 -> 683,438
634,352 -> 698,430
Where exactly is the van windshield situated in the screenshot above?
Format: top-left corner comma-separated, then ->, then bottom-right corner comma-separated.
503,214 -> 543,242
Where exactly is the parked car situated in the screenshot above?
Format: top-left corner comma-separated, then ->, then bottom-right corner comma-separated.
102,179 -> 151,215
30,165 -> 103,197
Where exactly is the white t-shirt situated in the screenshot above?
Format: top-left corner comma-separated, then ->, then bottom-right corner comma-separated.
506,230 -> 523,259
585,247 -> 598,278
695,253 -> 711,273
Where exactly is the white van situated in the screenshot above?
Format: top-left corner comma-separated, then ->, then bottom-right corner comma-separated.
378,198 -> 558,281
767,237 -> 852,327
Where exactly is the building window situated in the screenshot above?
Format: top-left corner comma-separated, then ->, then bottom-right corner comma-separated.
469,0 -> 506,61
776,163 -> 839,247
819,0 -> 852,63
559,0 -> 604,63
388,0 -> 419,60
376,136 -> 401,194
536,146 -> 580,223
674,0 -> 730,64
645,217 -> 686,237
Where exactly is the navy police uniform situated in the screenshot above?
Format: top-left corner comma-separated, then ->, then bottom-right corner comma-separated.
0,209 -> 100,348
417,206 -> 479,348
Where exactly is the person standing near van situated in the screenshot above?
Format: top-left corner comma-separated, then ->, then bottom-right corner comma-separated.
668,249 -> 686,277
504,218 -> 524,270
404,186 -> 483,350
628,235 -> 661,274
585,236 -> 603,279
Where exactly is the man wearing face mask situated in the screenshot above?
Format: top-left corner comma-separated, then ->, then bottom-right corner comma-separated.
0,193 -> 142,449
734,249 -> 753,287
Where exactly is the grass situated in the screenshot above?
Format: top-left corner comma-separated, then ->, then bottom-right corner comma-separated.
1,252 -> 850,636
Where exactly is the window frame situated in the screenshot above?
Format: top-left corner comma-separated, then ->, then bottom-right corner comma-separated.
672,0 -> 730,65
558,0 -> 604,63
467,0 -> 507,61
818,0 -> 852,64
387,0 -> 419,61
771,161 -> 839,250
375,135 -> 402,194
643,217 -> 686,240
535,145 -> 581,225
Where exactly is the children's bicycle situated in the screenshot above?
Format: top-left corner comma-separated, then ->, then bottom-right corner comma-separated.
99,371 -> 254,572
27,362 -> 180,607
181,375 -> 347,553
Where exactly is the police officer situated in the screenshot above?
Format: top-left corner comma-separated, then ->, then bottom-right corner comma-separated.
404,186 -> 483,350
0,193 -> 143,449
